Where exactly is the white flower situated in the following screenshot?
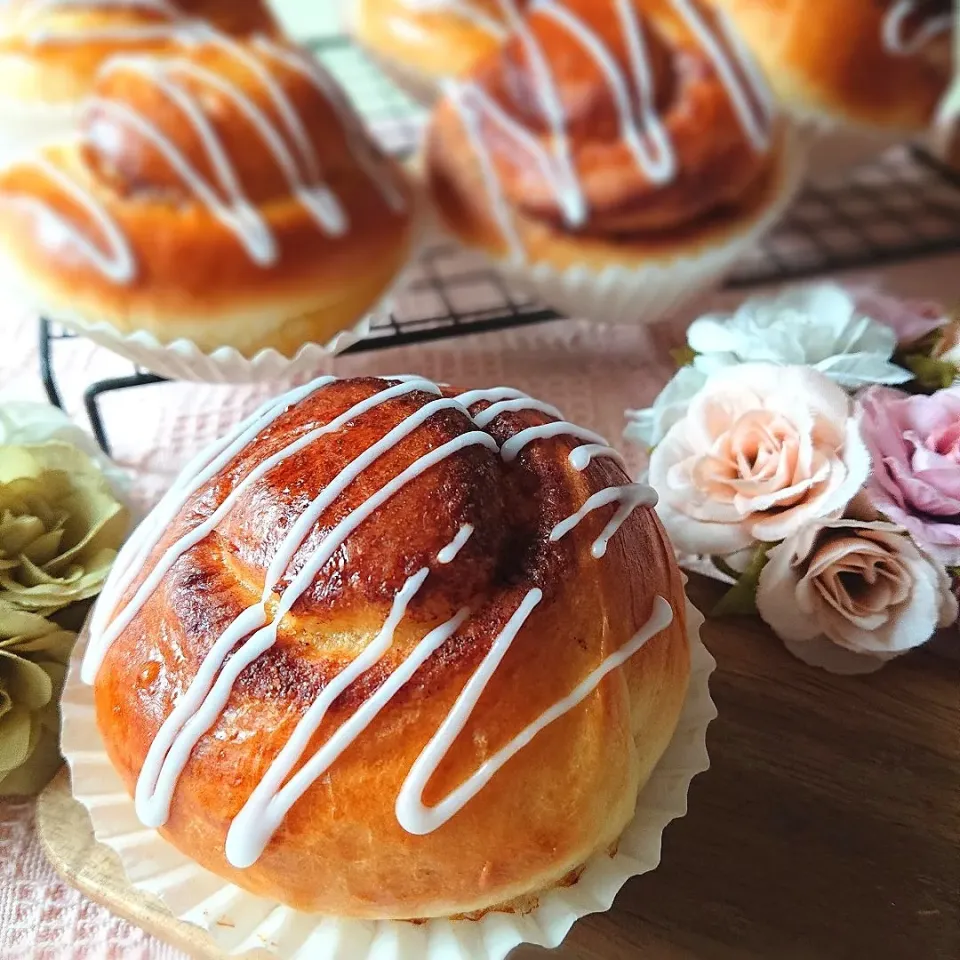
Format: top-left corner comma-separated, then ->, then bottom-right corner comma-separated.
756,498 -> 958,675
624,366 -> 706,449
688,283 -> 912,386
0,402 -> 129,502
626,284 -> 912,448
648,364 -> 870,557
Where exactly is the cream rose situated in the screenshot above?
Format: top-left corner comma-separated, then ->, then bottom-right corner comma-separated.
648,364 -> 870,557
756,499 -> 958,674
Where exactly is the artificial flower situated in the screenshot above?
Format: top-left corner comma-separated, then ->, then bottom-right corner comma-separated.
756,498 -> 957,674
0,441 -> 129,616
850,287 -> 947,347
858,386 -> 960,566
0,401 -> 129,500
899,318 -> 960,391
0,601 -> 75,795
624,366 -> 707,450
625,283 -> 911,447
648,364 -> 870,557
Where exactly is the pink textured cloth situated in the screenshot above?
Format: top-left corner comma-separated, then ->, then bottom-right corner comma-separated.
0,304 -> 680,959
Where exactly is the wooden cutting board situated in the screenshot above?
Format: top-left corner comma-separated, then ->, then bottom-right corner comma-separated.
37,577 -> 960,960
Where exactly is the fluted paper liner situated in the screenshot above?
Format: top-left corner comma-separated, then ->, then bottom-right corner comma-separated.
0,208 -> 428,385
61,592 -> 715,960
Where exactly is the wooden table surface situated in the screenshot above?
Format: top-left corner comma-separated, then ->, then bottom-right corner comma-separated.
512,576 -> 960,960
39,574 -> 959,960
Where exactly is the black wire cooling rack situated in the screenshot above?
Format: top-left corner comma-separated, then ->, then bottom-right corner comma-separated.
36,34 -> 960,454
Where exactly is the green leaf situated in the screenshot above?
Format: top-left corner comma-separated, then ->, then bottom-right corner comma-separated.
948,566 -> 960,580
903,354 -> 959,393
712,543 -> 773,618
670,345 -> 697,368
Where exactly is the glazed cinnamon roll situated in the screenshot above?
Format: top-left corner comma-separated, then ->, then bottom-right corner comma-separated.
83,374 -> 690,919
708,0 -> 953,134
426,0 -> 798,326
349,0 -> 516,103
0,35 -> 418,365
0,1 -> 279,153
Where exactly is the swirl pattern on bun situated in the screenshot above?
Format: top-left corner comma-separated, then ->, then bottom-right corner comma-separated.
426,0 -> 786,269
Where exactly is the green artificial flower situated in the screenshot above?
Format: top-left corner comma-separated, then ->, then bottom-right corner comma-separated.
0,601 -> 75,796
0,442 -> 129,616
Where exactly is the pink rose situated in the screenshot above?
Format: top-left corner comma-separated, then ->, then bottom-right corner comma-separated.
756,497 -> 958,674
648,364 -> 870,557
858,386 -> 960,566
852,288 -> 947,346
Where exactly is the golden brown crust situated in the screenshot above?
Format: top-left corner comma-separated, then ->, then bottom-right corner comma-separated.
424,0 -> 786,263
92,377 -> 690,919
0,38 -> 417,357
708,0 -> 952,132
428,96 -> 791,267
352,0 -> 510,96
0,1 -> 280,106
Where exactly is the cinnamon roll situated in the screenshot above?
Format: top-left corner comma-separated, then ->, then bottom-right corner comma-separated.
349,0 -> 515,104
426,0 -> 799,326
0,1 -> 279,154
707,1 -> 953,134
82,374 -> 691,919
0,35 -> 418,371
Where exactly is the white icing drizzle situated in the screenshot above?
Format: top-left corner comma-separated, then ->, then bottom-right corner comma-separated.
92,378 -> 444,689
396,593 -> 674,835
3,30 -> 405,281
539,0 -> 675,184
135,412 -> 497,828
438,523 -> 474,563
549,482 -> 657,558
225,572 -> 471,868
447,0 -> 775,262
500,420 -> 610,462
399,0 -> 507,37
882,0 -> 952,55
568,443 -> 626,471
8,153 -> 137,282
454,385 -> 530,408
82,374 -> 341,682
472,396 -> 563,428
670,0 -> 774,153
251,34 -> 407,213
86,376 -> 666,863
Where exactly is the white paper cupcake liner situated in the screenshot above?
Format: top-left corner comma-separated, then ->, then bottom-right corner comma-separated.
490,134 -> 806,328
60,591 -> 715,960
3,203 -> 428,384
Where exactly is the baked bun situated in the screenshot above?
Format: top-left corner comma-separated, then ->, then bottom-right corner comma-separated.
0,0 -> 279,107
350,0 -> 514,103
427,0 -> 787,263
707,0 -> 953,133
0,36 -> 417,358
83,375 -> 690,920
425,0 -> 793,323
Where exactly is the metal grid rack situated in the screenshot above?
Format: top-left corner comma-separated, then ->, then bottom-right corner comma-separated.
36,33 -> 960,454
